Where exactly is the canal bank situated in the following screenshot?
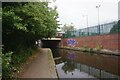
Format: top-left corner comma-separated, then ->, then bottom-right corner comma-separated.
16,47 -> 120,79
52,48 -> 120,78
18,48 -> 58,78
60,46 -> 120,56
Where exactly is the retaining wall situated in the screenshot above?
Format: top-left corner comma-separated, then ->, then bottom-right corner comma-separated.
61,34 -> 120,51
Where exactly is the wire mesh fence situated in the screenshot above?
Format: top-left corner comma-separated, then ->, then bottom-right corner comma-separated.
63,21 -> 118,38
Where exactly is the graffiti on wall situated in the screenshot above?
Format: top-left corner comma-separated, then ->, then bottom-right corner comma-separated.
67,39 -> 78,47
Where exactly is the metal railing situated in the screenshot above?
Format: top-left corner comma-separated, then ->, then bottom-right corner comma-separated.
63,21 -> 118,38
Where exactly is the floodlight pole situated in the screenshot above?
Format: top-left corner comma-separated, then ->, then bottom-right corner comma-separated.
96,5 -> 101,35
83,15 -> 89,36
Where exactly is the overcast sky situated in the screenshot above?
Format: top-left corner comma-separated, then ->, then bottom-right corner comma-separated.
52,0 -> 120,29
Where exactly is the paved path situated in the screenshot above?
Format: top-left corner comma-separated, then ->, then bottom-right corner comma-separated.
19,48 -> 58,78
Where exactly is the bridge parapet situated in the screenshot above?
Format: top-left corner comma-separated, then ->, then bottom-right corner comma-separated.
42,38 -> 61,41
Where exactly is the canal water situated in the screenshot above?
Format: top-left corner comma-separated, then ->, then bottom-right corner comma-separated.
51,48 -> 120,78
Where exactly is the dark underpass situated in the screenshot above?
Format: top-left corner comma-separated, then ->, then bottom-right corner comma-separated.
42,39 -> 61,58
42,39 -> 61,48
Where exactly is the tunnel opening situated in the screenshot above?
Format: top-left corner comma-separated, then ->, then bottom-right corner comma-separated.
41,40 -> 61,58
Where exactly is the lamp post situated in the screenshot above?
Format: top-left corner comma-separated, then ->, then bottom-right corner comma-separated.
83,15 -> 89,36
96,5 -> 101,35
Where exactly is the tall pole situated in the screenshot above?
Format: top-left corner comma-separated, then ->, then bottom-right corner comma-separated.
86,15 -> 89,36
96,5 -> 101,35
83,15 -> 89,36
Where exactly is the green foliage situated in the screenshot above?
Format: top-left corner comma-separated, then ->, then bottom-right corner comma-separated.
110,20 -> 120,34
11,47 -> 34,66
2,52 -> 13,78
81,45 -> 94,53
2,2 -> 59,78
2,47 -> 35,78
61,23 -> 75,33
3,2 -> 59,52
62,23 -> 76,38
71,34 -> 76,37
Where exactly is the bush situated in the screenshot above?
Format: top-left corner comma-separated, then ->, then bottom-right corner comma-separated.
2,47 -> 36,78
81,45 -> 94,53
95,44 -> 103,51
2,52 -> 13,78
11,47 -> 34,67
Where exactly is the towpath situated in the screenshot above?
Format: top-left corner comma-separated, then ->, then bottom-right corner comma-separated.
19,48 -> 58,78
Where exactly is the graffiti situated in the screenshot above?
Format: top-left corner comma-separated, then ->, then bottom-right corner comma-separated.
67,39 -> 77,47
67,52 -> 76,60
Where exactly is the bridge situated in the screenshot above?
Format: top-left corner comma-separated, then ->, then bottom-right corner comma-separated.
41,32 -> 65,48
42,38 -> 62,48
36,32 -> 64,48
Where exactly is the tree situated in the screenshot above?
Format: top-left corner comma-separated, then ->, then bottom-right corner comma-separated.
61,23 -> 75,33
110,21 -> 120,34
61,23 -> 76,38
2,2 -> 59,78
2,2 -> 59,52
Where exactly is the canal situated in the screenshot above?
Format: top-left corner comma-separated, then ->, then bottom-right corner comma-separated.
51,48 -> 120,78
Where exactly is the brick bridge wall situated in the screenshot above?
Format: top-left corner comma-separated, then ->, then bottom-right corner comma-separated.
61,34 -> 120,51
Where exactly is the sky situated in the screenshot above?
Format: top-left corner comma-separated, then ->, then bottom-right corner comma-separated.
50,0 -> 120,29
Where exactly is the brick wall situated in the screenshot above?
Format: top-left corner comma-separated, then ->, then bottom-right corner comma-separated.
61,34 -> 120,51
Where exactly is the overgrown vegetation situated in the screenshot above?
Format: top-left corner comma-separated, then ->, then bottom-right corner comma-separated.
62,44 -> 103,53
61,23 -> 76,38
2,52 -> 13,77
2,47 -> 36,78
110,20 -> 120,34
81,45 -> 94,53
2,2 -> 59,78
3,2 -> 59,52
94,44 -> 103,51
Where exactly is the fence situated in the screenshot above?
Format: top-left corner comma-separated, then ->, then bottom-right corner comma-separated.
63,21 -> 118,38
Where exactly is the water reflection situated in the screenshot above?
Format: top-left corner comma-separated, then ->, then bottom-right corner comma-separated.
62,59 -> 76,74
56,58 -> 119,78
67,52 -> 76,60
56,59 -> 95,78
54,49 -> 120,78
